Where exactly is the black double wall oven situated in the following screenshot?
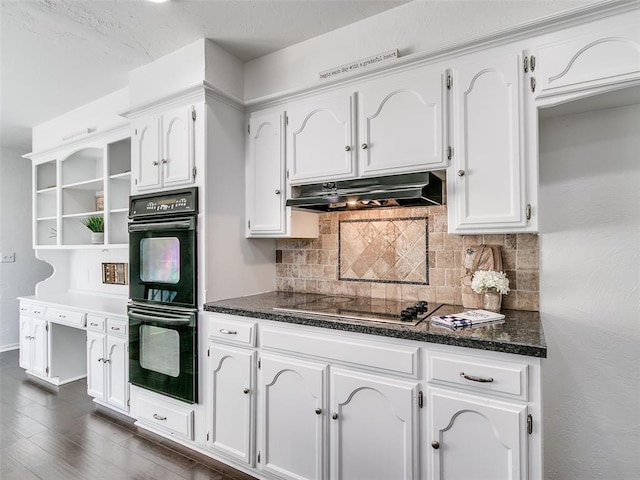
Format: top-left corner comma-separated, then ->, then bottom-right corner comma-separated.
128,187 -> 198,404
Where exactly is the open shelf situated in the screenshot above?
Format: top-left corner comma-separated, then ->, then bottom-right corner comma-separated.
32,135 -> 132,249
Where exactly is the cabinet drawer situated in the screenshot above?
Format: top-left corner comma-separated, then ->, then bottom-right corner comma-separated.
29,305 -> 45,318
137,395 -> 194,440
428,352 -> 528,400
87,315 -> 106,332
106,318 -> 128,337
208,314 -> 256,347
46,307 -> 85,328
262,325 -> 419,377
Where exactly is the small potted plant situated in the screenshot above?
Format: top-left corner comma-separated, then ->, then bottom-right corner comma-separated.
471,270 -> 510,312
82,215 -> 104,244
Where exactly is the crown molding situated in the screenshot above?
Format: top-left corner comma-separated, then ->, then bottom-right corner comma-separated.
245,0 -> 640,111
24,123 -> 130,162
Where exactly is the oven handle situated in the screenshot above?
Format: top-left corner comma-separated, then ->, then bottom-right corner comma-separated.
128,311 -> 194,326
128,219 -> 195,232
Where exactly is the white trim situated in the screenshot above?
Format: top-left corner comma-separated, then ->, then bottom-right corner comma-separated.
119,81 -> 244,119
244,0 -> 640,112
23,123 -> 130,162
0,343 -> 19,353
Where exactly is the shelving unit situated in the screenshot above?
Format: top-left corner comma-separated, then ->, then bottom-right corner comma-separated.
28,132 -> 131,249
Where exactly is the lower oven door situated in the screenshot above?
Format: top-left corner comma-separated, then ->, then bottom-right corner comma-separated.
128,304 -> 197,404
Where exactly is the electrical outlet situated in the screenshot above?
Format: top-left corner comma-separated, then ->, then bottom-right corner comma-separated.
1,252 -> 15,263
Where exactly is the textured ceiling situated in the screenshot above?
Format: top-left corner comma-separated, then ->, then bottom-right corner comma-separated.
0,0 -> 409,151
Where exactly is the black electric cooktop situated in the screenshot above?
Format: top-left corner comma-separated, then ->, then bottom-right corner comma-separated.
273,294 -> 441,326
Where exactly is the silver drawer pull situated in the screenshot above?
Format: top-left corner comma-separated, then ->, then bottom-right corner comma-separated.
111,326 -> 121,331
33,310 -> 42,315
90,323 -> 99,327
219,329 -> 237,335
58,314 -> 66,318
460,372 -> 494,383
153,413 -> 167,421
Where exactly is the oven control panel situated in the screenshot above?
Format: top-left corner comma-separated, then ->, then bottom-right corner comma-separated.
129,187 -> 198,219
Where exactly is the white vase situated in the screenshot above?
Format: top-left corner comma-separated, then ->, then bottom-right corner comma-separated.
91,232 -> 104,244
482,291 -> 502,312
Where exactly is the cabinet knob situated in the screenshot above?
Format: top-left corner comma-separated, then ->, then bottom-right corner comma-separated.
361,143 -> 368,150
103,359 -> 110,364
431,441 -> 440,450
161,159 -> 167,164
98,358 -> 103,363
332,413 -> 338,420
457,170 -> 465,177
243,388 -> 250,394
344,146 -> 351,152
152,161 -> 158,166
315,408 -> 322,415
274,189 -> 281,195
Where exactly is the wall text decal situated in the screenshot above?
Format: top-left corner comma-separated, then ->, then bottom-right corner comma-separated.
319,50 -> 398,80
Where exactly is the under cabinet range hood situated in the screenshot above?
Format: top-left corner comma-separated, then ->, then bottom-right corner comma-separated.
287,171 -> 443,212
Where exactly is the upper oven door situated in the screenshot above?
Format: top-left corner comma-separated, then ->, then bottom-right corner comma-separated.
129,216 -> 197,308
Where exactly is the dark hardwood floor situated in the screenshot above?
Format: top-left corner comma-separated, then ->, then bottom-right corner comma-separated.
0,350 -> 256,480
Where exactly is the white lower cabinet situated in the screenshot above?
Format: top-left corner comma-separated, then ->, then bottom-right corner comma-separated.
258,354 -> 327,480
206,342 -> 256,465
256,355 -> 419,480
205,313 -> 541,480
428,387 -> 528,480
330,369 -> 419,480
86,316 -> 129,412
19,304 -> 48,379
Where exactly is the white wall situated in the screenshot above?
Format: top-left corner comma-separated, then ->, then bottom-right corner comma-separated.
244,0 -> 589,101
539,103 -> 640,478
0,147 -> 52,351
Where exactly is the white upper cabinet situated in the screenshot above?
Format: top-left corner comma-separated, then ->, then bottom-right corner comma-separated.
358,65 -> 447,176
287,92 -> 356,184
447,48 -> 537,234
534,9 -> 640,101
132,105 -> 196,193
247,110 -> 286,235
246,108 -> 319,238
286,67 -> 446,185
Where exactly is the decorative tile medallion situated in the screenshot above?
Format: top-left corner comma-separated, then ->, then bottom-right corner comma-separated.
339,217 -> 428,285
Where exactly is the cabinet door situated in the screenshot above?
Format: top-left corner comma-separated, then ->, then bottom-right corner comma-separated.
132,116 -> 161,191
208,343 -> 255,465
287,93 -> 356,184
87,332 -> 106,400
330,369 -> 419,480
259,355 -> 327,480
247,110 -> 286,235
535,11 -> 640,99
106,335 -> 128,411
162,106 -> 195,188
19,315 -> 32,371
359,66 -> 447,176
428,388 -> 527,480
30,318 -> 48,378
448,51 -> 530,233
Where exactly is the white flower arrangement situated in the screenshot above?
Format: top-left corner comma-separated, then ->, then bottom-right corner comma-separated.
471,270 -> 510,295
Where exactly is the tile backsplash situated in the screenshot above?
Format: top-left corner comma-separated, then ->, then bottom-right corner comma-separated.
276,206 -> 539,311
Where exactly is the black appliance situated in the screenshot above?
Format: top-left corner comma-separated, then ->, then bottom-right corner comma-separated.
128,187 -> 199,404
274,294 -> 441,326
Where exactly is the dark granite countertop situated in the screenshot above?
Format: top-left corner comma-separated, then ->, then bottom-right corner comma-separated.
203,291 -> 547,358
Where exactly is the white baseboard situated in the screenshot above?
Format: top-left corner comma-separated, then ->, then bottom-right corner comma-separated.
0,343 -> 19,353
